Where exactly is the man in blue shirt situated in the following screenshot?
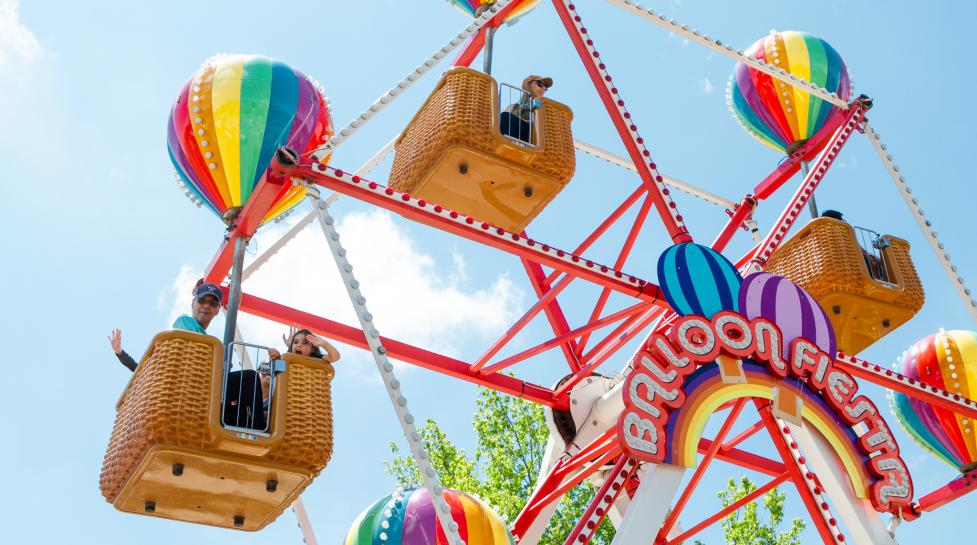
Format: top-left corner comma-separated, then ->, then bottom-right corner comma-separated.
110,282 -> 224,370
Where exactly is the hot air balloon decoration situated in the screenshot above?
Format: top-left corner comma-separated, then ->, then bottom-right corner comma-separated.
727,31 -> 851,155
167,54 -> 334,226
657,243 -> 743,320
892,330 -> 977,472
738,272 -> 837,423
447,0 -> 540,24
345,486 -> 515,545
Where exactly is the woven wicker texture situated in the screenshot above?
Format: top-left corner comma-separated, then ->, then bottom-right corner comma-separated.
264,353 -> 335,474
388,67 -> 575,195
766,218 -> 925,353
100,331 -> 336,507
100,331 -> 219,502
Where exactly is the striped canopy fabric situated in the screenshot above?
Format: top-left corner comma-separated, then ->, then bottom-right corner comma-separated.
738,272 -> 837,359
167,54 -> 333,225
728,31 -> 850,155
345,487 -> 515,545
657,243 -> 743,319
892,330 -> 977,472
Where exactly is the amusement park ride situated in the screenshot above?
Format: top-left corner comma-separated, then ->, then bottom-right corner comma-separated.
99,1 -> 977,544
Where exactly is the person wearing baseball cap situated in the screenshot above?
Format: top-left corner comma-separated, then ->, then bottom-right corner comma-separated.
109,281 -> 224,371
501,75 -> 553,143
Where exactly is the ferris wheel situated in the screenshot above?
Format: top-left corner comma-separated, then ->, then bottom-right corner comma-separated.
99,1 -> 977,545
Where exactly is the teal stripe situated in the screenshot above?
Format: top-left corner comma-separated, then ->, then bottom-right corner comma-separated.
660,246 -> 693,315
716,251 -> 743,314
252,60 -> 298,192
894,393 -> 957,468
686,245 -> 723,317
732,83 -> 783,150
383,490 -> 409,545
238,56 -> 273,203
814,39 -> 843,134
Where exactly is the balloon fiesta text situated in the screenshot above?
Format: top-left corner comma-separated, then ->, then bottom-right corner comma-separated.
617,311 -> 913,514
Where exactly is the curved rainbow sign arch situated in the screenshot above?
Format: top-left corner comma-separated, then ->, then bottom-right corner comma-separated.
617,310 -> 914,513
664,361 -> 871,499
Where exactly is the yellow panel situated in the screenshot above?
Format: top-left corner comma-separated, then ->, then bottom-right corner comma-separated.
114,446 -> 308,531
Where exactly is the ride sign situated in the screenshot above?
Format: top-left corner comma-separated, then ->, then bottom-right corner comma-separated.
616,310 -> 913,513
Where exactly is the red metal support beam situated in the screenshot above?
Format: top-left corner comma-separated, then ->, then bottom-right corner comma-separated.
711,195 -> 757,253
749,99 -> 870,269
203,164 -> 292,283
758,404 -> 844,544
698,437 -> 786,478
908,468 -> 977,519
543,185 -> 645,286
720,420 -> 765,454
664,471 -> 791,545
478,301 -> 651,375
552,0 -> 692,244
522,259 -> 583,372
577,194 -> 654,354
562,456 -> 638,545
291,163 -> 664,303
238,291 -> 569,411
451,28 -> 486,67
657,400 -> 747,542
834,352 -> 977,420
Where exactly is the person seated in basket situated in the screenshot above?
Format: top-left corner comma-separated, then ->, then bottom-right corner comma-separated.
500,75 -> 552,144
108,282 -> 223,371
820,209 -> 886,281
260,328 -> 341,417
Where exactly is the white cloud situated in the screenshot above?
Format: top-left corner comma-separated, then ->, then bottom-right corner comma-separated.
697,77 -> 715,95
0,0 -> 44,76
162,208 -> 525,381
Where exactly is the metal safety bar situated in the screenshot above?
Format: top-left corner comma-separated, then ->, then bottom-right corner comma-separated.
853,225 -> 895,286
222,340 -> 283,435
499,82 -> 539,146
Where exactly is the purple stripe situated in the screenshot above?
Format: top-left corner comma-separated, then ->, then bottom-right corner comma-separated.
774,279 -> 803,357
284,71 -> 319,151
794,283 -> 819,350
402,487 -> 437,545
734,59 -> 791,145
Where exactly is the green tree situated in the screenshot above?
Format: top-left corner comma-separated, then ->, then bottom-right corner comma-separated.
384,387 -> 616,545
385,389 -> 804,545
694,477 -> 805,545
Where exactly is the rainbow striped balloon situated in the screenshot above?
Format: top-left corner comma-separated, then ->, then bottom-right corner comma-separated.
345,487 -> 514,545
657,243 -> 743,319
892,330 -> 977,472
728,31 -> 851,155
167,54 -> 333,224
738,272 -> 836,359
447,0 -> 540,23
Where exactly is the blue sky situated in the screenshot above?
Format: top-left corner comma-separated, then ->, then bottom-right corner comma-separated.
3,0 -> 976,543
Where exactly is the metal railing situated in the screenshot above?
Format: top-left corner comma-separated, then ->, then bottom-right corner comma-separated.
499,82 -> 539,146
853,226 -> 895,286
222,341 -> 284,435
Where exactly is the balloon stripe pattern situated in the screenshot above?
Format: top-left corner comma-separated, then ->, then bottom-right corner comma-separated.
729,31 -> 851,155
657,243 -> 743,319
739,272 -> 837,359
892,330 -> 977,471
447,0 -> 540,23
345,487 -> 515,545
167,54 -> 333,224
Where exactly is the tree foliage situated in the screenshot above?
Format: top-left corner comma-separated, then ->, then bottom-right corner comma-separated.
694,477 -> 805,545
384,387 -> 615,545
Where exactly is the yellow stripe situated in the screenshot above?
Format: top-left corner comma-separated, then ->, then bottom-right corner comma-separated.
473,494 -> 509,545
943,332 -> 977,462
212,55 -> 245,206
782,32 -> 812,139
190,61 -> 232,208
767,34 -> 800,141
458,493 -> 490,545
678,381 -> 869,498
